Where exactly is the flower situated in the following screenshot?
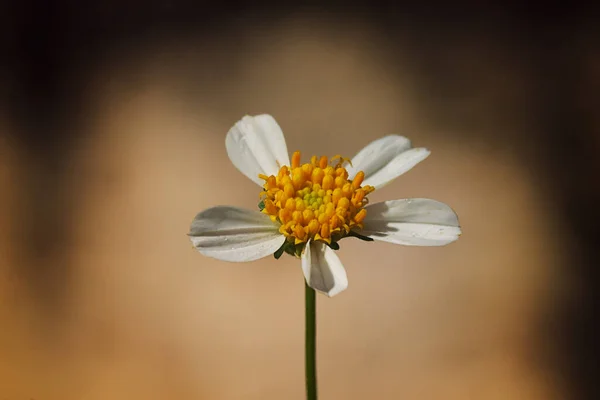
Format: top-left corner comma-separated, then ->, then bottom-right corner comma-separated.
189,114 -> 461,297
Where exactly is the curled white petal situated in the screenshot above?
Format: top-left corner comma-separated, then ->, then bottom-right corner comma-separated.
189,206 -> 285,262
360,199 -> 461,246
347,135 -> 411,178
301,240 -> 348,297
361,148 -> 430,189
347,135 -> 430,189
225,114 -> 290,186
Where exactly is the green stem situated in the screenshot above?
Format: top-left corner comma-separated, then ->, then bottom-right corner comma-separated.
305,281 -> 317,400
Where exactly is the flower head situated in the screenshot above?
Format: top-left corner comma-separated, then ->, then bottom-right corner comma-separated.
189,115 -> 461,297
258,151 -> 374,255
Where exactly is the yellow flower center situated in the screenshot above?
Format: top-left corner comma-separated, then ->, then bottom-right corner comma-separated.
259,151 -> 374,249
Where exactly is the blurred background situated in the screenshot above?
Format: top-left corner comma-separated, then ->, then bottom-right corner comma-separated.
1,2 -> 598,399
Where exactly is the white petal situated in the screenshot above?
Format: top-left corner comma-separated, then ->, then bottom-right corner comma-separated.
225,114 -> 290,186
346,135 -> 430,189
301,240 -> 348,297
360,199 -> 461,246
346,135 -> 412,179
189,206 -> 285,262
361,148 -> 430,189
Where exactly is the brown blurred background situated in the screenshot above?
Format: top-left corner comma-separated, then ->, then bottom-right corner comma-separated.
1,2 -> 599,399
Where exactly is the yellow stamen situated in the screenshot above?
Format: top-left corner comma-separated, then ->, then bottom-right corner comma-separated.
318,156 -> 327,169
259,150 -> 374,245
311,168 -> 324,184
264,199 -> 278,215
352,171 -> 365,189
354,208 -> 367,223
284,183 -> 295,199
307,219 -> 320,235
291,151 -> 301,169
320,223 -> 330,239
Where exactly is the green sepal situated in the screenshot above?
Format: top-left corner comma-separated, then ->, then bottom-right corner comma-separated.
273,243 -> 286,259
347,230 -> 374,242
275,240 -> 302,259
284,244 -> 297,256
272,241 -> 313,259
258,200 -> 265,211
294,243 -> 305,258
326,241 -> 340,250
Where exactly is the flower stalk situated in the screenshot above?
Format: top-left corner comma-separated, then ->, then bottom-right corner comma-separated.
305,281 -> 317,400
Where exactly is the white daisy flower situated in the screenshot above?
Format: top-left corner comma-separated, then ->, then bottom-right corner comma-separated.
189,114 -> 461,297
